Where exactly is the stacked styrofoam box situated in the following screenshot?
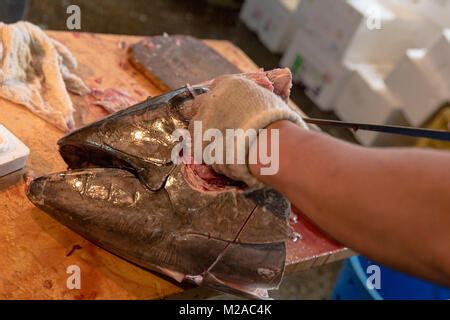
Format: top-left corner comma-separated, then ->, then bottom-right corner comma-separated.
239,0 -> 268,32
379,0 -> 449,29
335,64 -> 409,146
416,0 -> 450,28
240,0 -> 301,53
292,0 -> 387,61
347,0 -> 441,66
282,0 -> 445,112
0,125 -> 29,177
425,29 -> 450,91
282,0 -> 397,110
280,27 -> 353,111
296,0 -> 373,60
258,0 -> 301,53
385,48 -> 449,126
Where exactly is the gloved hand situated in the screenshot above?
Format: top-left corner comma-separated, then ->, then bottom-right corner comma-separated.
189,74 -> 308,187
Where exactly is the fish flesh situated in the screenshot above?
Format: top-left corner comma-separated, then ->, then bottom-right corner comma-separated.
26,68 -> 295,298
89,88 -> 138,114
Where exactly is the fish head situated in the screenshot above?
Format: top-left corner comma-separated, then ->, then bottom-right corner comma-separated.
58,86 -> 207,190
26,76 -> 297,298
25,168 -> 192,274
26,168 -> 160,227
26,167 -> 291,299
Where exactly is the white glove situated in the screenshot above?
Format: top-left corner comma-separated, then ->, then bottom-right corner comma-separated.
189,74 -> 308,188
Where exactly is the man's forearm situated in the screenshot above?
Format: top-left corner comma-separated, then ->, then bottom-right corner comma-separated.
250,120 -> 450,286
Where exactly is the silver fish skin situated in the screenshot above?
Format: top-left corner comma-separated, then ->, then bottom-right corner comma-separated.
27,69 -> 295,298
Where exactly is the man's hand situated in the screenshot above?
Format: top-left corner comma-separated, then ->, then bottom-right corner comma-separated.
189,74 -> 307,187
251,120 -> 450,286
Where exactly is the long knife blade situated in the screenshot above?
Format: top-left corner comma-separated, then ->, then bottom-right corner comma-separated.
303,118 -> 450,142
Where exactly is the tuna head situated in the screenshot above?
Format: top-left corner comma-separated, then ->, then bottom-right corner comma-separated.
26,167 -> 291,298
57,86 -> 206,191
26,168 -> 224,281
28,70 -> 296,298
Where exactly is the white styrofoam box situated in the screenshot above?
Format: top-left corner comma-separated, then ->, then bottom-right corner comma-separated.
280,28 -> 352,111
335,64 -> 409,146
294,0 -> 395,61
415,0 -> 450,28
385,48 -> 449,126
294,0 -> 439,69
258,0 -> 301,53
239,0 -> 270,32
0,125 -> 29,177
346,0 -> 441,67
425,29 -> 450,91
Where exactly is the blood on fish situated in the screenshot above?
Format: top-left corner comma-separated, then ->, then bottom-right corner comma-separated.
181,163 -> 245,192
184,162 -> 245,192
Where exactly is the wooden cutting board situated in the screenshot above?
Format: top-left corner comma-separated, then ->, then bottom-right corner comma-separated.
0,31 -> 349,299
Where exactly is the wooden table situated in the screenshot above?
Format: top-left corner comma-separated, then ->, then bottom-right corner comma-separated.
0,31 -> 351,299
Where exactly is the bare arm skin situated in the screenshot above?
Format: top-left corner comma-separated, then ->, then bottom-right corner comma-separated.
250,120 -> 450,286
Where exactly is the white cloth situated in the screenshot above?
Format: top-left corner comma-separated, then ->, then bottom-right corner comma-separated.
0,21 -> 90,131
